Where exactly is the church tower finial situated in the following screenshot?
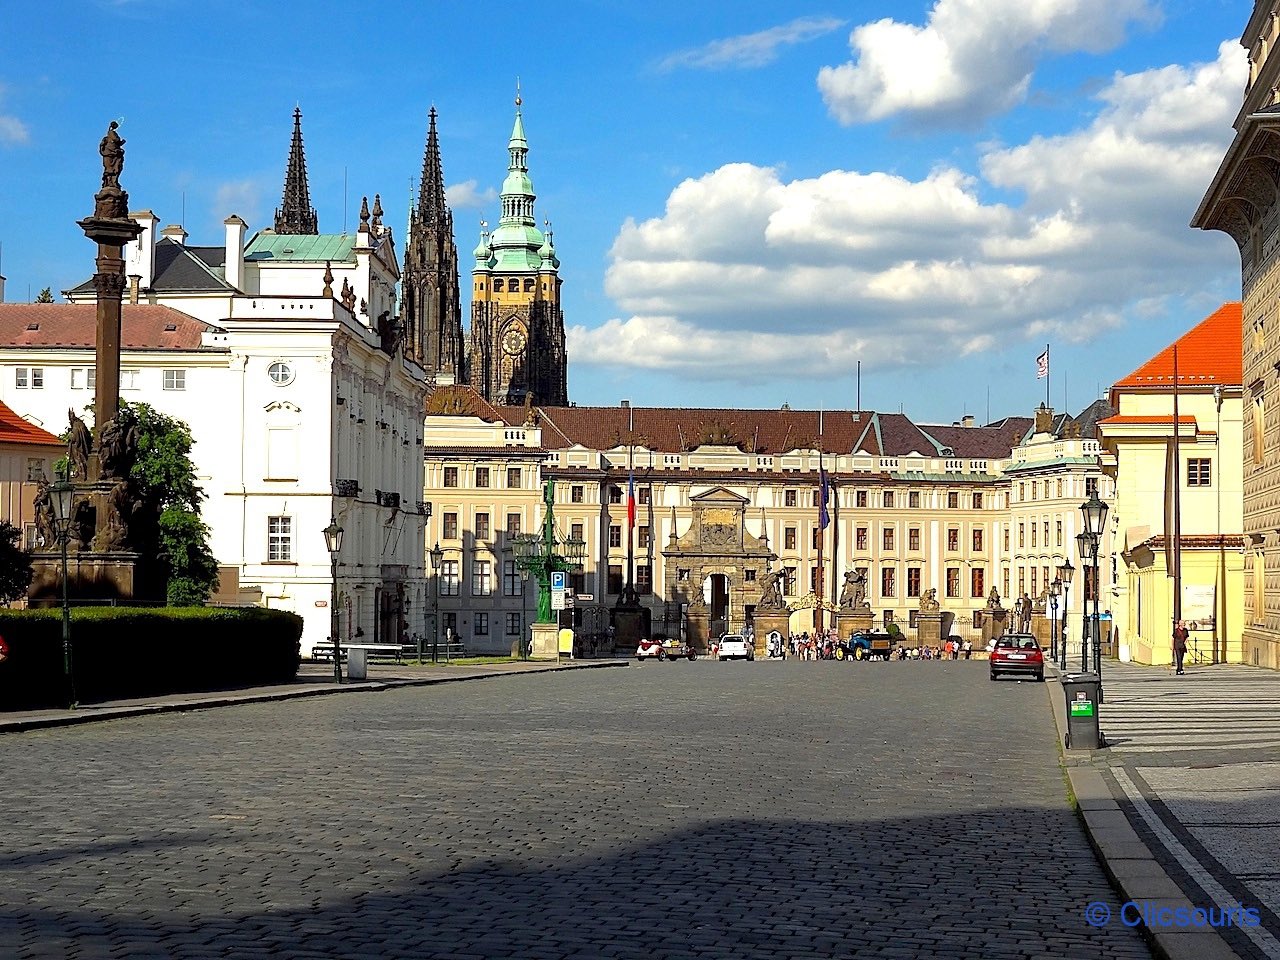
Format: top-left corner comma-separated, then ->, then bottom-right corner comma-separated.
274,107 -> 319,235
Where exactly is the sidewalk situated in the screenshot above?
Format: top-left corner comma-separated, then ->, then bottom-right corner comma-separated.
0,657 -> 628,733
1047,660 -> 1280,960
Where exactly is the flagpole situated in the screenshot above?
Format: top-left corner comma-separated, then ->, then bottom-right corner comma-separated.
1171,345 -> 1182,627
626,403 -> 635,601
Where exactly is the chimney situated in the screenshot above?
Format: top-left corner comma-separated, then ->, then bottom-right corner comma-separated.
0,272 -> 6,303
128,275 -> 141,305
620,399 -> 630,408
961,415 -> 975,428
160,223 -> 188,246
224,215 -> 247,291
127,210 -> 160,290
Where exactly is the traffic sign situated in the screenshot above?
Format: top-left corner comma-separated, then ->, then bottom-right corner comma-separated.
551,571 -> 566,590
551,590 -> 566,611
563,593 -> 575,608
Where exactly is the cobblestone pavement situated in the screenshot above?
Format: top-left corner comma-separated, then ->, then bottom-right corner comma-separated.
1098,662 -> 1280,959
1,659 -> 1150,959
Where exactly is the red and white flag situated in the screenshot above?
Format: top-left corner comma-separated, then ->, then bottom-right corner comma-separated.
1035,349 -> 1049,380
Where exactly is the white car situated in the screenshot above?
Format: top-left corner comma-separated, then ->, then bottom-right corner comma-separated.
718,634 -> 754,661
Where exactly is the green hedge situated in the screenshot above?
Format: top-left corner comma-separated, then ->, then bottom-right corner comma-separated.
0,607 -> 302,710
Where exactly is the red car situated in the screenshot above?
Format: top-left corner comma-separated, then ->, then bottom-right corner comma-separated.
989,634 -> 1044,682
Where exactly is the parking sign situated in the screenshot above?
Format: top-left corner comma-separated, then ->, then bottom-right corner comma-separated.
551,571 -> 566,590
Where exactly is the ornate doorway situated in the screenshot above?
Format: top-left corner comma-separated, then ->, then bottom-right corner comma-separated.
706,573 -> 730,638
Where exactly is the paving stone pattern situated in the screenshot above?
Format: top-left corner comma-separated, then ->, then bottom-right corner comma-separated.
1,660 -> 1151,959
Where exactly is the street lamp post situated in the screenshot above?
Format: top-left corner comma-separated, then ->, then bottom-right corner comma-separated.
47,477 -> 77,708
1081,491 -> 1109,679
1076,531 -> 1094,672
429,542 -> 443,664
1048,578 -> 1061,661
1056,558 -> 1074,672
323,518 -> 344,684
511,480 -> 586,657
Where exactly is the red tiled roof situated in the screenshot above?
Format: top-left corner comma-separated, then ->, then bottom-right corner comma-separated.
1097,415 -> 1198,425
0,399 -> 62,447
424,384 -> 504,420
1111,303 -> 1242,398
478,405 -> 1029,459
0,304 -> 221,351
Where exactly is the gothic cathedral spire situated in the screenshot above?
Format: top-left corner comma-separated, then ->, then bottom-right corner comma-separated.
402,107 -> 464,380
274,107 -> 319,235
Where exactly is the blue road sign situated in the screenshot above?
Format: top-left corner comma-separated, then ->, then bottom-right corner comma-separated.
551,571 -> 566,590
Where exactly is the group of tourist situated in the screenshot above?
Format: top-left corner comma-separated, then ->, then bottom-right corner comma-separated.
894,639 -> 975,660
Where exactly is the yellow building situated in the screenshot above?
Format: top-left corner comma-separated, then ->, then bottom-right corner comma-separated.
420,388 -> 1115,655
1098,304 -> 1245,666
1193,3 -> 1280,669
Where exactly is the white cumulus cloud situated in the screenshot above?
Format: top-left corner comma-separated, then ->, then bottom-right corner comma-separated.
446,179 -> 498,210
657,16 -> 847,72
585,42 -> 1245,383
817,0 -> 1161,126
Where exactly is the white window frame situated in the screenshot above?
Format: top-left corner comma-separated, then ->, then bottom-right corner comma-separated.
267,515 -> 293,562
163,368 -> 186,391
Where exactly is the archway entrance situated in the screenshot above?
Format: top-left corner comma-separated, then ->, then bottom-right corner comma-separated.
705,573 -> 730,638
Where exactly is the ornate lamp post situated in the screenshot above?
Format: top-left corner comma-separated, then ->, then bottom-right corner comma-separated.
1056,558 -> 1074,672
1048,578 -> 1061,662
429,542 -> 443,664
1076,531 -> 1094,672
323,518 -> 344,684
1081,491 -> 1109,678
511,480 -> 586,655
47,476 -> 77,707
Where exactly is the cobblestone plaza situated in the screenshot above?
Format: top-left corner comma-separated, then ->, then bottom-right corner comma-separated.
1,663 -> 1151,959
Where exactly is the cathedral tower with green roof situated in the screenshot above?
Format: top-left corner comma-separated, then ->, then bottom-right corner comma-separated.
467,94 -> 568,406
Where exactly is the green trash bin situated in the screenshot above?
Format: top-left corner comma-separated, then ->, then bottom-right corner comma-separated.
1062,673 -> 1102,750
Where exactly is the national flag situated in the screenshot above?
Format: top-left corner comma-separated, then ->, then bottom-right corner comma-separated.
818,465 -> 830,530
1036,349 -> 1049,380
627,472 -> 636,528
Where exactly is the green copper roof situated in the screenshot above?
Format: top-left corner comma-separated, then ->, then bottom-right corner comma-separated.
245,233 -> 356,263
482,102 -> 552,275
1002,457 -> 1099,474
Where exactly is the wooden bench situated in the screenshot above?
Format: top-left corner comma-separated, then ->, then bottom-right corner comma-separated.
312,643 -> 403,663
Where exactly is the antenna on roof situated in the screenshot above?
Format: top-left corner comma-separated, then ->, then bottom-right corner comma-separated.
343,166 -> 348,234
180,191 -> 185,231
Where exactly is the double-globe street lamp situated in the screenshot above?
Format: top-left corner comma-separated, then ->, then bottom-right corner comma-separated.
511,480 -> 586,659
323,518 -> 344,684
47,476 -> 78,707
1056,557 -> 1075,673
428,542 -> 443,663
1048,578 -> 1061,662
1073,492 -> 1109,686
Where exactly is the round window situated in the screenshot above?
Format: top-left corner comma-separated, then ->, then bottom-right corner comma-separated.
268,361 -> 294,386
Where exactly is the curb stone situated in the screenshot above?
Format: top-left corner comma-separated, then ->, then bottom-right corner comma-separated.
1044,672 -> 1243,960
0,659 -> 628,734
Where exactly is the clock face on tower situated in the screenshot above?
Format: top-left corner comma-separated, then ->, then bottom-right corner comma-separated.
503,328 -> 527,355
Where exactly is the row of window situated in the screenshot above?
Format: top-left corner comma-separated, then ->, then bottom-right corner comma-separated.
766,565 -> 989,600
443,466 -> 525,489
439,611 -> 523,638
17,366 -> 187,391
785,526 -> 986,553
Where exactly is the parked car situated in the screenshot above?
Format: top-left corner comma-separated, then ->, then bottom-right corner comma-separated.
636,636 -> 697,661
718,634 -> 754,661
989,633 -> 1045,682
636,637 -> 665,660
836,631 -> 896,661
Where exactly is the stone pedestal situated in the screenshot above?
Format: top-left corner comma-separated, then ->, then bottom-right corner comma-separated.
981,607 -> 1008,645
836,608 -> 874,641
529,622 -> 560,660
752,611 -> 790,658
686,613 -> 710,654
30,550 -> 144,603
612,604 -> 646,653
916,611 -> 943,646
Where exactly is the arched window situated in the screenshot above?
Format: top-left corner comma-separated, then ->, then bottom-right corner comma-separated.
493,278 -> 504,293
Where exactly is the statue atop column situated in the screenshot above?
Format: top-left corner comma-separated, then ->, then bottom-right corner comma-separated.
757,568 -> 786,610
838,568 -> 870,610
92,121 -> 130,221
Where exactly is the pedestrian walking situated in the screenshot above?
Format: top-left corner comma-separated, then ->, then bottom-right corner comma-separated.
1172,620 -> 1189,675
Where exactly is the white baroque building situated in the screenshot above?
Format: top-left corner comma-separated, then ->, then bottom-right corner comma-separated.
0,194 -> 428,655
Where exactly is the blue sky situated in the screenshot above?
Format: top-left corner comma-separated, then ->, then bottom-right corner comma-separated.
0,0 -> 1251,424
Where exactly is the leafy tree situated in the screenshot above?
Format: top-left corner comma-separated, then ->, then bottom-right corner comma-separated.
34,287 -> 54,303
116,402 -> 219,605
0,521 -> 33,602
